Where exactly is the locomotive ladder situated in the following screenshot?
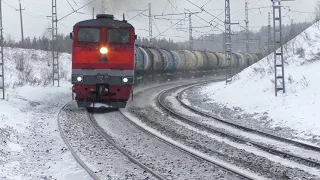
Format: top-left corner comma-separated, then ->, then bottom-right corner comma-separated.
0,0 -> 4,99
52,0 -> 59,87
273,0 -> 285,96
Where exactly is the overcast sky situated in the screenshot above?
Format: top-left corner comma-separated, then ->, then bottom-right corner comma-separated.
2,0 -> 318,42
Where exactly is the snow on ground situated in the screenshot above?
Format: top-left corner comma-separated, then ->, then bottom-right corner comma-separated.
0,48 -> 90,179
2,47 -> 71,89
200,22 -> 320,139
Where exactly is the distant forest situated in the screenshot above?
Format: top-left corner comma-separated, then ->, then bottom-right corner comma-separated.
3,21 -> 312,56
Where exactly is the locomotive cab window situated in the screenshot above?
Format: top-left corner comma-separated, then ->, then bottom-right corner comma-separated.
78,28 -> 100,43
107,29 -> 130,43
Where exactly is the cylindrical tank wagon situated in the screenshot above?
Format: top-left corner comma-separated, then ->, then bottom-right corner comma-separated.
134,45 -> 263,78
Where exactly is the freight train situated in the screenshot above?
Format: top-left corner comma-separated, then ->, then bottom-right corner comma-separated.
70,14 -> 263,109
134,46 -> 262,78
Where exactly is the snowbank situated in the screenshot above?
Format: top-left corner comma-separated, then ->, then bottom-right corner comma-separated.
201,23 -> 320,137
2,47 -> 71,89
0,48 -> 90,179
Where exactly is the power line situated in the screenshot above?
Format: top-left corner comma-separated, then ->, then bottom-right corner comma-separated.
59,0 -> 96,21
66,0 -> 76,11
152,19 -> 161,35
154,17 -> 188,38
2,0 -> 15,9
186,0 -> 224,25
128,9 -> 148,21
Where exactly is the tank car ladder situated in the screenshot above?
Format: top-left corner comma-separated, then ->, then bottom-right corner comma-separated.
0,0 -> 4,99
273,0 -> 285,96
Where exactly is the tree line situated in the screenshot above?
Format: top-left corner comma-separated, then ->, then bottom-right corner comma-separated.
1,21 -> 313,55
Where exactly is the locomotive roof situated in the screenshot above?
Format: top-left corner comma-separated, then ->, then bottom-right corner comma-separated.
74,18 -> 133,28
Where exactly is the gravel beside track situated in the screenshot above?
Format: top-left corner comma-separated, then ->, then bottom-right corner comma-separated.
58,102 -> 158,180
94,110 -> 246,180
156,85 -> 320,179
125,81 -> 319,179
182,84 -> 320,145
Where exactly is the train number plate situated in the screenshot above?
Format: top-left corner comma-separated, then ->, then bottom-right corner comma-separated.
97,75 -> 109,79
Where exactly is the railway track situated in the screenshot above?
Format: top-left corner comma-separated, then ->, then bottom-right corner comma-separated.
59,78 -> 319,179
178,83 -> 320,152
119,109 -> 264,180
86,112 -> 166,180
57,103 -> 162,180
157,83 -> 320,170
118,79 -> 273,180
57,104 -> 101,180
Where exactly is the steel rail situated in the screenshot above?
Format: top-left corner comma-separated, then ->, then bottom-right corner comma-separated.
158,85 -> 320,168
57,104 -> 101,180
119,82 -> 268,180
178,83 -> 320,152
87,112 -> 166,180
119,109 -> 262,180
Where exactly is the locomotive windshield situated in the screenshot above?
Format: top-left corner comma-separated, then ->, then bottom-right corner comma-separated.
107,29 -> 130,44
78,28 -> 100,42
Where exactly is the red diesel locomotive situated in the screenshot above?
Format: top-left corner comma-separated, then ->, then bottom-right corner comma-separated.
71,14 -> 136,108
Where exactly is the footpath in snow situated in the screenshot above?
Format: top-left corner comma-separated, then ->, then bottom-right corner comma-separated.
0,48 -> 90,179
198,22 -> 320,140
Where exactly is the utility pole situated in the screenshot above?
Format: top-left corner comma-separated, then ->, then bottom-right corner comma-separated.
16,0 -> 25,46
101,0 -> 105,14
289,18 -> 294,38
273,0 -> 286,96
148,3 -> 153,43
93,7 -> 95,19
225,0 -> 233,84
0,0 -> 4,99
245,0 -> 250,67
258,35 -> 262,53
189,14 -> 194,50
52,0 -> 59,87
245,1 -> 249,51
268,12 -> 272,54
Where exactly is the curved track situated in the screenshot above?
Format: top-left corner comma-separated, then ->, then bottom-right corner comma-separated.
178,83 -> 320,152
57,105 -> 101,180
86,112 -> 166,180
119,79 -> 272,180
58,104 -> 164,180
157,84 -> 320,169
119,110 -> 264,180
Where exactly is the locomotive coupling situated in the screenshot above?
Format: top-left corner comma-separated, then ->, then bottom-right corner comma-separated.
99,85 -> 109,95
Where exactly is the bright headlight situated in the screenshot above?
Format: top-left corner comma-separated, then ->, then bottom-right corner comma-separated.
100,47 -> 108,54
123,78 -> 128,83
77,76 -> 83,82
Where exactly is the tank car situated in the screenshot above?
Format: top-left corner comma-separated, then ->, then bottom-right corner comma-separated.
70,14 -> 136,108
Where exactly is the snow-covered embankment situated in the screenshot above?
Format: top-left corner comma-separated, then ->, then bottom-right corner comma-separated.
0,48 -> 90,179
200,23 -> 320,139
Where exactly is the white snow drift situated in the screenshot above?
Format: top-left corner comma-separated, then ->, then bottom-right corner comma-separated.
0,48 -> 91,179
201,22 -> 320,138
